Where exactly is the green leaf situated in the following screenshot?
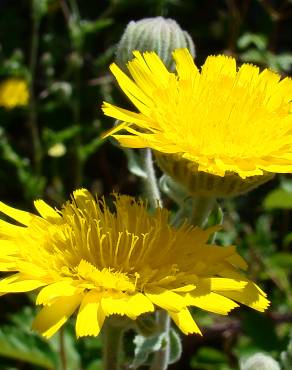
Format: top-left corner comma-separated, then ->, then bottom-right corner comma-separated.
32,0 -> 49,20
49,327 -> 81,370
86,359 -> 102,370
196,347 -> 227,364
281,179 -> 292,193
276,53 -> 292,72
168,328 -> 182,365
281,334 -> 292,370
237,33 -> 267,51
263,188 -> 292,210
79,138 -> 104,161
269,253 -> 292,269
0,129 -> 46,199
241,312 -> 281,352
240,49 -> 266,64
131,332 -> 166,368
131,328 -> 181,368
284,233 -> 292,247
80,19 -> 113,35
0,326 -> 57,368
43,126 -> 81,146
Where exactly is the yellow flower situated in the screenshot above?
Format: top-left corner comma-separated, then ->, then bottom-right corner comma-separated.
0,189 -> 268,338
0,79 -> 29,109
102,49 -> 292,180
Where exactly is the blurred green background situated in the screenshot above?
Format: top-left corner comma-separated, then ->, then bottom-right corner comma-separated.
0,0 -> 291,369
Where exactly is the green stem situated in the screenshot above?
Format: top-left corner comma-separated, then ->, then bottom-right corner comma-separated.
71,86 -> 82,189
29,1 -> 42,175
149,311 -> 170,370
189,196 -> 216,227
59,328 -> 67,370
142,149 -> 170,370
142,149 -> 162,209
68,0 -> 80,20
102,321 -> 124,370
60,0 -> 83,189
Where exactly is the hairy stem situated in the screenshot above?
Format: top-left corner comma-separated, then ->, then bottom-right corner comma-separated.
150,311 -> 171,370
142,149 -> 170,370
189,196 -> 216,227
59,328 -> 67,370
142,149 -> 162,209
102,321 -> 124,370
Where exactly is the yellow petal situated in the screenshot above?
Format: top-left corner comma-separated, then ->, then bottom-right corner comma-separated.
109,63 -> 153,114
76,290 -> 105,337
126,293 -> 154,317
101,292 -> 154,319
0,240 -> 19,254
34,200 -> 61,221
172,284 -> 196,293
102,103 -> 151,129
0,273 -> 46,293
218,283 -> 270,312
36,280 -> 80,305
186,291 -> 239,315
203,277 -> 248,291
113,134 -> 150,148
145,290 -> 186,312
16,261 -> 46,278
173,48 -> 199,80
202,55 -> 236,80
169,308 -> 202,335
226,254 -> 248,270
0,219 -> 24,236
0,261 -> 16,271
32,294 -> 82,338
0,201 -> 35,226
139,51 -> 171,86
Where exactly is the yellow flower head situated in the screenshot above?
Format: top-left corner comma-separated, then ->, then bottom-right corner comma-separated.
0,189 -> 268,338
0,79 -> 29,109
102,49 -> 292,179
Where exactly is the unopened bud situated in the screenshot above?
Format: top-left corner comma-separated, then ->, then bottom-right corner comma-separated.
48,143 -> 66,158
50,81 -> 72,100
115,17 -> 195,70
240,353 -> 280,370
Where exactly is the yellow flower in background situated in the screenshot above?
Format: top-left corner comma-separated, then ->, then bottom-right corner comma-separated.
0,189 -> 268,338
102,49 -> 292,180
0,78 -> 29,109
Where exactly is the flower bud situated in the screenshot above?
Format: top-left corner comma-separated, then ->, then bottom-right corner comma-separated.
48,143 -> 66,158
115,17 -> 195,70
50,81 -> 72,100
240,353 -> 280,370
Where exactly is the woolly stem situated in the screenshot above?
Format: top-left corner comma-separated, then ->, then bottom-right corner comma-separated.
142,149 -> 170,370
142,149 -> 162,209
189,196 -> 216,227
59,328 -> 67,370
150,311 -> 171,370
102,321 -> 124,370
